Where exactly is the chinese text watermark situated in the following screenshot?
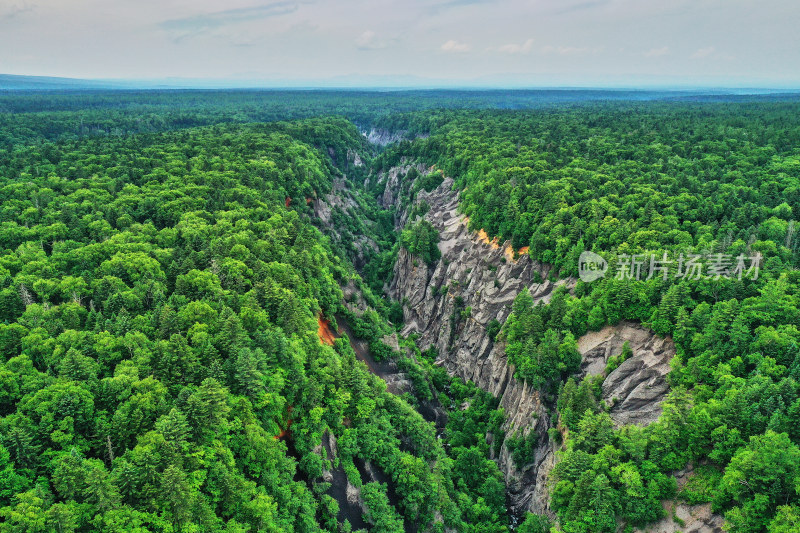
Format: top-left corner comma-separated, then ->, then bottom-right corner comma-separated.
579,251 -> 761,283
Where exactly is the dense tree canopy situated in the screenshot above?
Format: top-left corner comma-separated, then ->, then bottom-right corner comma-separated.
376,102 -> 800,533
1,90 -> 800,532
0,113 -> 513,532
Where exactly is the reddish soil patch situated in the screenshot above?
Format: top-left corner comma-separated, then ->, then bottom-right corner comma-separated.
317,314 -> 338,346
477,228 -> 501,249
504,244 -> 530,262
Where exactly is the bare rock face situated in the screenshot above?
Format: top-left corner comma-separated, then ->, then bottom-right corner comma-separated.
635,503 -> 724,533
341,279 -> 370,315
363,128 -> 406,146
369,162 -> 430,210
387,172 -> 686,522
389,176 -> 568,352
389,176 -> 573,516
578,322 -> 675,426
629,464 -> 724,533
347,148 -> 364,167
361,128 -> 431,148
319,431 -> 370,530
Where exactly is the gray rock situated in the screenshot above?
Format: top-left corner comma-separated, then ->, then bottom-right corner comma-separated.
634,503 -> 723,533
388,176 -> 570,517
363,128 -> 406,146
578,321 -> 675,426
312,176 -> 379,270
346,481 -> 361,505
387,172 -> 683,520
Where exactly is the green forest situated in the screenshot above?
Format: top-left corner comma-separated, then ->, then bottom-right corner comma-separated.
0,90 -> 799,533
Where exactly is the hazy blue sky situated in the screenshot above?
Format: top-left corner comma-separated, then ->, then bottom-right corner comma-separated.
1,0 -> 798,87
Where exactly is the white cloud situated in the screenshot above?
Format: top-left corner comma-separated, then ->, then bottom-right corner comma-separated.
441,39 -> 471,52
355,30 -> 386,50
496,38 -> 534,54
0,0 -> 794,86
541,45 -> 595,56
160,2 -> 298,43
644,46 -> 669,57
0,0 -> 34,20
691,46 -> 715,59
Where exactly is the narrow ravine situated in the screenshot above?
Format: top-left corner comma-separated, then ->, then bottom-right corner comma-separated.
314,313 -> 423,533
314,145 -> 695,527
375,166 -> 684,521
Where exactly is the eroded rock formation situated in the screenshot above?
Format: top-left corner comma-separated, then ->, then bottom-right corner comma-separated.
387,176 -> 569,515
578,321 -> 675,426
385,172 -> 682,519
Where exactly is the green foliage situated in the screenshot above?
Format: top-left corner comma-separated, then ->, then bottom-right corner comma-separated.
679,465 -> 722,505
715,431 -> 800,533
361,482 -> 405,533
438,378 -> 509,530
399,218 -> 441,265
604,341 -> 632,375
4,91 -> 800,533
486,319 -> 502,342
557,377 -> 599,430
411,170 -> 445,194
383,103 -> 800,532
0,113 -> 493,532
387,104 -> 800,269
506,430 -> 540,469
504,290 -> 581,390
767,506 -> 800,533
518,513 -> 552,533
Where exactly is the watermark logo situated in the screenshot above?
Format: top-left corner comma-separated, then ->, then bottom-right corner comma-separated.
579,251 -> 608,282
578,250 -> 762,283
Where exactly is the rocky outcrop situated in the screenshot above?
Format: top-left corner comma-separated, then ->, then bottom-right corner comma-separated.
347,148 -> 364,167
389,175 -> 573,516
367,161 -> 430,210
629,457 -> 724,532
389,176 -> 567,343
362,128 -> 430,147
318,431 -> 370,530
387,172 -> 681,519
319,430 -> 422,533
578,322 -> 675,426
635,503 -> 723,533
312,176 -> 378,270
363,128 -> 407,146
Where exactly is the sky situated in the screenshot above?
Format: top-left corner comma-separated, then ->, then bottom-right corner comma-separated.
1,0 -> 798,88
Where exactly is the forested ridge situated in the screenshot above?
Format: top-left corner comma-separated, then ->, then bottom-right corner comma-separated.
377,103 -> 800,533
0,114 -> 512,532
0,91 -> 799,533
3,90 -> 798,151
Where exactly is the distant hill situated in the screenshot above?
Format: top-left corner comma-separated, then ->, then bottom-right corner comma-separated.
3,72 -> 800,93
0,74 -> 120,90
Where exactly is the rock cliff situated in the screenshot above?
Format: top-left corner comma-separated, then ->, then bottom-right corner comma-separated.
388,175 -> 569,515
312,175 -> 378,270
362,128 -> 407,146
578,322 -> 675,426
634,503 -> 723,533
386,172 -> 683,519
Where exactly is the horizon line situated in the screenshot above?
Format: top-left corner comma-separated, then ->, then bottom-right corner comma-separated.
2,73 -> 800,93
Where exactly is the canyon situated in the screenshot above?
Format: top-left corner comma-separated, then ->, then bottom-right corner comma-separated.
377,168 -> 693,522
309,150 -> 723,530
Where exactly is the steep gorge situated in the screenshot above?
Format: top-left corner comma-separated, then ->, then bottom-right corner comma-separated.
379,168 -> 681,519
308,141 -> 717,528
